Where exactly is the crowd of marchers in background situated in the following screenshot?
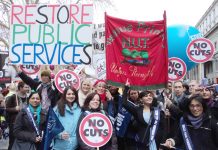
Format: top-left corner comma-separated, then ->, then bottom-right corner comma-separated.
0,65 -> 218,150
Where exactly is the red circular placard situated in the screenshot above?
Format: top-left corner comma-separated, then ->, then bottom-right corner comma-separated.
79,113 -> 113,148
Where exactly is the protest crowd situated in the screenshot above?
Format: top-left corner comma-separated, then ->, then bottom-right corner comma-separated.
0,64 -> 218,150
0,2 -> 218,150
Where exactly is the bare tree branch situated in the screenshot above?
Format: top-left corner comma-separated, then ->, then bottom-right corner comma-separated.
0,22 -> 9,30
9,0 -> 13,4
0,37 -> 9,49
76,0 -> 81,4
35,0 -> 39,4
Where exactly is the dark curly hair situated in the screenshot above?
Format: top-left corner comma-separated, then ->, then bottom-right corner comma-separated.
139,91 -> 158,107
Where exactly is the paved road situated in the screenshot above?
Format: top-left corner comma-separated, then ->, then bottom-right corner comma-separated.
0,138 -> 8,150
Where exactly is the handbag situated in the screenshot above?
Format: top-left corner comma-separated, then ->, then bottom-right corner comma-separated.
12,139 -> 36,150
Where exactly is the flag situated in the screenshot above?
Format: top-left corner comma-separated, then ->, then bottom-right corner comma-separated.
105,12 -> 168,90
41,107 -> 64,150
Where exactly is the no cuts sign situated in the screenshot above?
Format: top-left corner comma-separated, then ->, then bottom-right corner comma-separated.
20,65 -> 40,75
186,38 -> 215,63
79,113 -> 113,148
168,57 -> 187,81
54,69 -> 80,93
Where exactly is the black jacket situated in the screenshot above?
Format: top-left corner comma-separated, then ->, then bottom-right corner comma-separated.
122,86 -> 166,150
174,113 -> 218,150
18,72 -> 60,107
5,94 -> 24,124
13,108 -> 47,150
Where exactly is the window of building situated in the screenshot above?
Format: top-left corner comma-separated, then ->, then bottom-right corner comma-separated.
204,61 -> 213,74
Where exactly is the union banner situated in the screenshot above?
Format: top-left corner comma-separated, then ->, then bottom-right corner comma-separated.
105,13 -> 168,90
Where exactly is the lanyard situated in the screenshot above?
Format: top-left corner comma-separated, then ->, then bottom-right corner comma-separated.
150,108 -> 160,143
26,107 -> 40,136
180,117 -> 194,150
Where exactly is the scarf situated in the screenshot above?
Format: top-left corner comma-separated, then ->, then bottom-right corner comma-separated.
174,93 -> 185,104
41,84 -> 51,111
98,93 -> 106,102
41,82 -> 51,88
204,98 -> 215,107
187,113 -> 204,129
29,104 -> 42,125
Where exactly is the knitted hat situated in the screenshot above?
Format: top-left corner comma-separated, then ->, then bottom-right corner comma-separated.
94,80 -> 106,87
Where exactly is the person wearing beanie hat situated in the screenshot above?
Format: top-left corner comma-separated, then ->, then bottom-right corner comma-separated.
94,80 -> 107,100
12,65 -> 60,111
93,79 -> 114,114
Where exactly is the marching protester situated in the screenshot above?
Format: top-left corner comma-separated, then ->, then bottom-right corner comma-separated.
114,87 -> 140,149
108,85 -> 122,116
188,80 -> 201,97
163,95 -> 218,150
5,81 -> 29,150
170,80 -> 188,111
183,82 -> 190,96
128,89 -> 140,106
157,82 -> 173,105
200,86 -> 218,119
5,83 -> 17,98
12,65 -> 60,111
122,80 -> 166,150
93,80 -> 114,117
163,80 -> 188,139
77,92 -> 118,150
12,91 -> 47,150
53,87 -> 81,150
93,80 -> 108,108
78,79 -> 93,107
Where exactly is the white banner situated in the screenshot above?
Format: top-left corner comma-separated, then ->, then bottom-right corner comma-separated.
10,4 -> 93,65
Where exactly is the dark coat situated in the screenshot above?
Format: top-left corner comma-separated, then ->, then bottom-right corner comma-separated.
122,86 -> 166,150
18,72 -> 60,107
13,108 -> 47,150
5,94 -> 22,124
174,113 -> 218,150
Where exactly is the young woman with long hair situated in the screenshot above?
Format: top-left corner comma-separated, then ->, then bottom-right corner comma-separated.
53,87 -> 81,150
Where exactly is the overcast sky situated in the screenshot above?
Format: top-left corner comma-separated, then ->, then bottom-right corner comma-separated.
110,0 -> 215,26
6,0 -> 216,26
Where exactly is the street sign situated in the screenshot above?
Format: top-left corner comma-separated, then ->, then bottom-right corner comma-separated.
79,113 -> 113,148
20,65 -> 40,75
54,69 -> 80,93
168,57 -> 187,81
186,38 -> 215,63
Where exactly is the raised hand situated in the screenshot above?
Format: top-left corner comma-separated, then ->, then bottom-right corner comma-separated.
125,78 -> 130,87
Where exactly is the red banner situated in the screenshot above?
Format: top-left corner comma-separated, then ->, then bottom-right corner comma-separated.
105,13 -> 168,90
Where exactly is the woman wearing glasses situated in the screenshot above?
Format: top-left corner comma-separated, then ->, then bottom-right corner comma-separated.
163,95 -> 218,150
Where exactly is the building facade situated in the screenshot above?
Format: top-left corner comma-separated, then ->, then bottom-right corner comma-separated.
188,0 -> 218,84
